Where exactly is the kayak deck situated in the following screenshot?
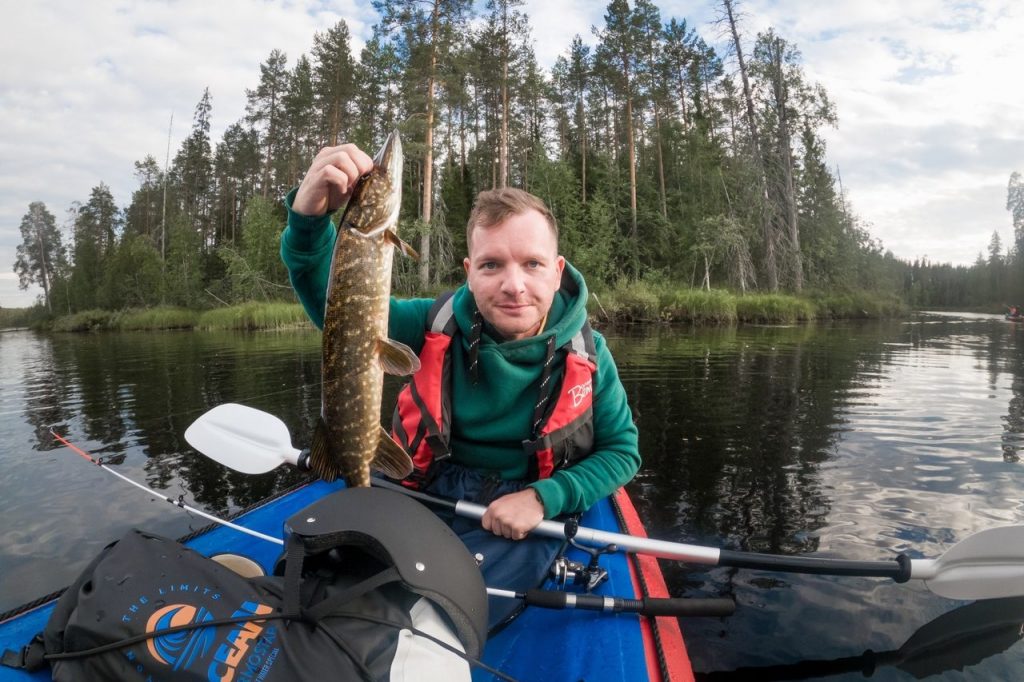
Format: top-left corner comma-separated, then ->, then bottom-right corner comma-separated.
0,481 -> 691,681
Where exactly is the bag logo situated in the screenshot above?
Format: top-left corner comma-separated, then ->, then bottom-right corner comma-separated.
145,604 -> 216,670
133,597 -> 278,682
567,379 -> 592,408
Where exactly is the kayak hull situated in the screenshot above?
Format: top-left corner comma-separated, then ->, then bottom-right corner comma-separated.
0,480 -> 692,681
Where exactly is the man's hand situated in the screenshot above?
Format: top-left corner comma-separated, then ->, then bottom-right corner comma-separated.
481,488 -> 545,540
293,144 -> 374,217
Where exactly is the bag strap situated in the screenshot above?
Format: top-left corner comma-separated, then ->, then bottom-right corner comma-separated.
281,531 -> 405,624
282,532 -> 308,618
1,634 -> 46,672
302,566 -> 402,623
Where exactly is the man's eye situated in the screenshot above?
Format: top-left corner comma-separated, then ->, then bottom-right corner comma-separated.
527,260 -> 541,269
482,262 -> 497,270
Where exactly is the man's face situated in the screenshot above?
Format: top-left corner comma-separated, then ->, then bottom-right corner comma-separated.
463,209 -> 565,341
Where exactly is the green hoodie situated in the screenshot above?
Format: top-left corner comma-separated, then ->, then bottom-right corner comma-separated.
280,189 -> 640,518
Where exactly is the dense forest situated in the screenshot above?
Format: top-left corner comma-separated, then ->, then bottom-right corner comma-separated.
10,0 -> 1024,316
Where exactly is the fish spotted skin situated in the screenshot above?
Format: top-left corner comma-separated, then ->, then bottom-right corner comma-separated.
310,130 -> 418,487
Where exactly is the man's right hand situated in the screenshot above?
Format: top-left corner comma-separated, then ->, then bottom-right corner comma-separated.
292,144 -> 374,217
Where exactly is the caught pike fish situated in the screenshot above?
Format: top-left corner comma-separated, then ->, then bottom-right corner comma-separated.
308,130 -> 419,487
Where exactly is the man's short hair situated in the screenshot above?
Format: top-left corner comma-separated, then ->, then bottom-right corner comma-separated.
466,188 -> 558,251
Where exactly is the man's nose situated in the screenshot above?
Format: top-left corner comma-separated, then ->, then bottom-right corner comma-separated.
502,266 -> 526,294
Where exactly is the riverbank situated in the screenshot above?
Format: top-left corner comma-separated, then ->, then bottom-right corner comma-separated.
44,303 -> 313,332
590,281 -> 906,325
21,284 -> 907,332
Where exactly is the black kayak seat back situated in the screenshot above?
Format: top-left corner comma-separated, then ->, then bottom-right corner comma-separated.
281,486 -> 489,659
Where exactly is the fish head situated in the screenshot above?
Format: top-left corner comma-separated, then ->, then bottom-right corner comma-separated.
344,130 -> 403,237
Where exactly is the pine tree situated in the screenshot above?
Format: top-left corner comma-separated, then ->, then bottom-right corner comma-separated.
14,202 -> 65,312
246,50 -> 290,198
312,20 -> 358,146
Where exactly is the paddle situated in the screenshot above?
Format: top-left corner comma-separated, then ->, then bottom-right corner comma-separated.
51,426 -> 729,620
699,596 -> 1024,680
186,403 -> 1024,601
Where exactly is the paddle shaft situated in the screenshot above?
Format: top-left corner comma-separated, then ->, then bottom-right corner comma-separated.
185,404 -> 1024,600
371,479 -> 913,581
52,432 -> 723,619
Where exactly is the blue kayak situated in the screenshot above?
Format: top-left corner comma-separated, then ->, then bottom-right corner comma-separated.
0,480 -> 693,681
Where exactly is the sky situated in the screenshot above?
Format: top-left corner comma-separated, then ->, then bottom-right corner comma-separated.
2,0 -> 1022,308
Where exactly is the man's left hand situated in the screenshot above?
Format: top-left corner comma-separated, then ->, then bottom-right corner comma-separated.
481,489 -> 545,540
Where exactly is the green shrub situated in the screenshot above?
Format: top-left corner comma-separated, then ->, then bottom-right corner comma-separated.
51,309 -> 116,332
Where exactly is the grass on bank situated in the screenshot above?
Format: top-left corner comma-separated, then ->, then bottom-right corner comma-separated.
48,303 -> 313,332
591,279 -> 906,325
196,302 -> 312,330
39,281 -> 907,332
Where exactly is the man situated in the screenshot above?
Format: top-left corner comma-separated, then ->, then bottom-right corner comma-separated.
281,143 -> 640,628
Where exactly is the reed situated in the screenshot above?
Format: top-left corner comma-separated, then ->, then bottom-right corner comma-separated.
196,302 -> 312,330
734,294 -> 816,324
595,280 -> 662,322
658,288 -> 738,325
118,307 -> 199,331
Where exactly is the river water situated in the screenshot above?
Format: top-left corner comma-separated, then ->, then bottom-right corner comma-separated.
1,312 -> 1023,680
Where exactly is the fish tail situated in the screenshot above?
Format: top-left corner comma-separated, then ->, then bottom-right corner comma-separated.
308,417 -> 340,482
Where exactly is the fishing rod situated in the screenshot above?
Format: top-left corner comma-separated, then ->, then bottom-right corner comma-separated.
187,403 -> 1024,602
50,428 -> 730,618
50,428 -> 281,545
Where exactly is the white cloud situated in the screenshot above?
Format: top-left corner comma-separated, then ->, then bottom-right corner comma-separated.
1,0 -> 375,308
743,0 -> 1024,262
2,0 -> 1022,311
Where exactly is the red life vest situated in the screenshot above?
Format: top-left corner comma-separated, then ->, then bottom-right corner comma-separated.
391,291 -> 598,488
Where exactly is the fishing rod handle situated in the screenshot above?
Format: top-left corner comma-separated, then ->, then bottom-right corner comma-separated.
523,589 -> 735,617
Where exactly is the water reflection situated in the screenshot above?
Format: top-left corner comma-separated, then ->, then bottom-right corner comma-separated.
605,314 -> 1024,678
3,314 -> 1024,678
699,597 -> 1024,680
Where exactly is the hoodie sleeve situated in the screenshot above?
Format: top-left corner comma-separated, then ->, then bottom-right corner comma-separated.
530,333 -> 641,517
280,188 -> 335,330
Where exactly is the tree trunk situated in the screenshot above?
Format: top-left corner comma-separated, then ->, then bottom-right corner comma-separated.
722,0 -> 777,291
499,61 -> 509,188
580,106 -> 587,204
624,64 -> 638,250
419,7 -> 439,289
654,105 -> 667,220
36,226 -> 51,313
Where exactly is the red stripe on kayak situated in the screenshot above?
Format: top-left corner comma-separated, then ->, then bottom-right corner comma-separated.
614,487 -> 694,682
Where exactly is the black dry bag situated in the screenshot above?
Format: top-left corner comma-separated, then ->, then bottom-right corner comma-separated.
6,486 -> 488,681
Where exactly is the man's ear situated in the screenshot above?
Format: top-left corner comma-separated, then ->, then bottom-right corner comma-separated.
463,257 -> 472,291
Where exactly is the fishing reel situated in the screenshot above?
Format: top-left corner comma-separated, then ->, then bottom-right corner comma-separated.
550,539 -> 617,592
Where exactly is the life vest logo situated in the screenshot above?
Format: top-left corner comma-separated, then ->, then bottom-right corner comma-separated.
145,604 -> 216,670
567,379 -> 592,407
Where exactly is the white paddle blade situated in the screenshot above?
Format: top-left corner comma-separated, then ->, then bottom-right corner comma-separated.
185,403 -> 301,474
916,525 -> 1024,600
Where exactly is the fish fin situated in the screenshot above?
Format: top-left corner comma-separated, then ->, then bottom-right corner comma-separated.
378,338 -> 421,376
371,426 -> 415,479
384,230 -> 420,260
308,417 -> 339,483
